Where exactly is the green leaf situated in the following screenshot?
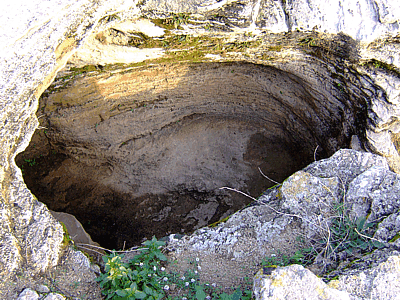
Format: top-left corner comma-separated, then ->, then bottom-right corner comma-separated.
219,293 -> 232,300
359,242 -> 368,250
143,284 -> 153,295
195,286 -> 207,300
155,251 -> 167,261
116,289 -> 127,297
134,291 -> 147,299
356,217 -> 366,231
230,289 -> 243,300
130,282 -> 138,290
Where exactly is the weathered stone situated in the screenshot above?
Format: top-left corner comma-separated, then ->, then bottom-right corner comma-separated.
346,166 -> 390,220
254,255 -> 400,300
50,211 -> 98,246
0,0 -> 136,296
331,255 -> 400,300
374,212 -> 400,242
280,170 -> 341,238
16,288 -> 39,300
43,293 -> 66,300
36,284 -> 50,294
253,265 -> 350,300
304,149 -> 389,185
285,0 -> 399,42
1,0 -> 400,298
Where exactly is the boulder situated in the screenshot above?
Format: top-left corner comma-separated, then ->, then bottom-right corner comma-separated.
0,0 -> 400,298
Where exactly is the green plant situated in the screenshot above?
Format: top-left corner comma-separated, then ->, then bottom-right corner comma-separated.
96,237 -> 166,299
60,221 -> 73,247
324,208 -> 384,258
172,13 -> 190,29
96,237 -> 253,300
299,37 -> 316,47
261,248 -> 314,268
24,158 -> 37,167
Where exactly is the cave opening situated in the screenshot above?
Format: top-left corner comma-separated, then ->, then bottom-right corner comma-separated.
16,61 -> 361,250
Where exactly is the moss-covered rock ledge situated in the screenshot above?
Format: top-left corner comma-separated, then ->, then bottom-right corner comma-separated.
0,0 -> 400,299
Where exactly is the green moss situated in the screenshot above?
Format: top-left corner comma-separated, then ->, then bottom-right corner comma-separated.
150,13 -> 191,30
389,233 -> 400,242
208,215 -> 231,228
268,45 -> 283,52
60,221 -> 73,248
361,59 -> 400,76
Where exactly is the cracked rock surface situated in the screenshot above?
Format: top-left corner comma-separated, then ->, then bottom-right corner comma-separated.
1,0 -> 400,299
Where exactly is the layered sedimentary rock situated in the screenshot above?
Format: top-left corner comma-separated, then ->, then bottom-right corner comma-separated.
1,0 -> 400,298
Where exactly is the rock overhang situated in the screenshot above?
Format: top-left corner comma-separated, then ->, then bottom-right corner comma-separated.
1,0 -> 400,298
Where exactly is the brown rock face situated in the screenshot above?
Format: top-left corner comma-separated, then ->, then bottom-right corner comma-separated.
18,61 -> 361,249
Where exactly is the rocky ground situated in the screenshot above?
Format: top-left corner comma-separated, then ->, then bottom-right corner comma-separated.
1,0 -> 400,299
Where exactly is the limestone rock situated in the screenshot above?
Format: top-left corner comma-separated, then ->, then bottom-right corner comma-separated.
35,285 -> 50,293
280,170 -> 342,238
285,0 -> 399,42
50,211 -> 99,246
140,0 -> 399,41
1,0 -> 400,298
16,289 -> 39,300
253,265 -> 350,300
166,149 -> 400,297
43,293 -> 66,300
0,0 -> 136,296
330,255 -> 400,300
374,212 -> 400,243
254,255 -> 400,300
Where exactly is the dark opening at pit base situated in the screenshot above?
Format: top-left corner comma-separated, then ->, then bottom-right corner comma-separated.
17,62 -> 362,249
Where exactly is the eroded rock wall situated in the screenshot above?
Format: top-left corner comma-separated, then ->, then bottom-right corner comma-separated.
0,0 -> 400,298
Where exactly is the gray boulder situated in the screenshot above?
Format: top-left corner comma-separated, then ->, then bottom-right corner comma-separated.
1,0 -> 400,298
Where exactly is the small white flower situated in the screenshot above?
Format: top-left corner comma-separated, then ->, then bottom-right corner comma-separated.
181,276 -> 186,281
206,296 -> 211,300
164,285 -> 170,291
153,266 -> 157,271
195,257 -> 200,262
182,298 -> 187,300
191,279 -> 195,283
148,274 -> 152,277
271,254 -> 276,257
139,262 -> 144,267
211,283 -> 217,288
163,277 -> 168,281
161,267 -> 165,271
185,282 -> 189,287
197,266 -> 201,270
194,270 -> 198,274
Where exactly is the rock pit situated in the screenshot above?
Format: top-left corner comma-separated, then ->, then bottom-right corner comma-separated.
17,58 -> 365,249
2,0 -> 400,299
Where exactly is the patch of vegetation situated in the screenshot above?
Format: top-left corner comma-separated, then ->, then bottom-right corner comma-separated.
361,59 -> 400,75
260,200 -> 385,275
267,45 -> 283,52
334,82 -> 346,94
261,248 -> 313,268
100,14 -> 121,23
298,37 -> 317,47
208,215 -> 231,228
60,221 -> 73,248
96,237 -> 252,300
24,158 -> 37,167
151,13 -> 191,30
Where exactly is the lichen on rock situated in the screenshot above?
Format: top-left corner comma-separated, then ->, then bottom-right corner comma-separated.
1,0 -> 400,299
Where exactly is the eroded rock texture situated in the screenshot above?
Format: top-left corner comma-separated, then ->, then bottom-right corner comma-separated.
1,0 -> 400,299
23,59 -> 367,249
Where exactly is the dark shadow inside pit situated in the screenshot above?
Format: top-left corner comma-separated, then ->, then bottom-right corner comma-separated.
16,61 -> 359,249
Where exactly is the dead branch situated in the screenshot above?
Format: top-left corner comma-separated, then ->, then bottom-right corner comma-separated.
258,167 -> 281,185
